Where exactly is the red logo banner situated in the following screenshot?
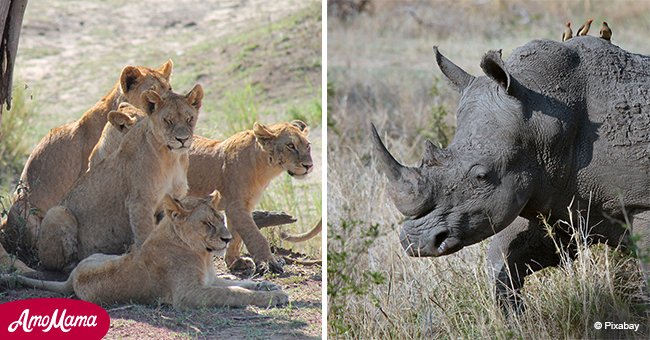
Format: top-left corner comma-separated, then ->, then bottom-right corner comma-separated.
0,298 -> 110,339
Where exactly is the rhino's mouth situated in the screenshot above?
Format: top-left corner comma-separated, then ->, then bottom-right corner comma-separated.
399,219 -> 463,257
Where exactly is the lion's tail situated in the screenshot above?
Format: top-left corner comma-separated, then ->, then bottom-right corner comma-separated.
281,219 -> 322,243
0,273 -> 74,294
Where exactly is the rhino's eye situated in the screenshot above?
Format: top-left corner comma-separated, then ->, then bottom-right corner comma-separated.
469,164 -> 490,184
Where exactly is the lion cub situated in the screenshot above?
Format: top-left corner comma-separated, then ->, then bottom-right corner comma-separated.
2,193 -> 288,309
36,85 -> 203,271
1,61 -> 173,265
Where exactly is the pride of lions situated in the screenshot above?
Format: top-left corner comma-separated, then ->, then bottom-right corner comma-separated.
0,61 -> 318,309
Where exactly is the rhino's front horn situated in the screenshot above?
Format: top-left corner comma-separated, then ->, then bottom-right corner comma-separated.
370,124 -> 436,217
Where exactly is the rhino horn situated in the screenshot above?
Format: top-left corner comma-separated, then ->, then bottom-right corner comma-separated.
371,124 -> 435,216
434,46 -> 475,92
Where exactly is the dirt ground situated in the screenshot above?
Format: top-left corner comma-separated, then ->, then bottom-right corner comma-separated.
1,0 -> 322,338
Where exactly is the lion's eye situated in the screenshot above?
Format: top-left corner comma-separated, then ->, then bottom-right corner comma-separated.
164,119 -> 173,127
187,116 -> 193,124
306,143 -> 311,151
287,143 -> 295,150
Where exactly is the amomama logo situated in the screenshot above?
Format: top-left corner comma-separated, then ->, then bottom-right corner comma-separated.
0,298 -> 110,339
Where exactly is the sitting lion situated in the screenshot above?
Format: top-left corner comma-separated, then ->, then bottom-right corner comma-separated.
36,85 -> 203,272
1,61 -> 173,268
187,120 -> 314,273
1,193 -> 288,310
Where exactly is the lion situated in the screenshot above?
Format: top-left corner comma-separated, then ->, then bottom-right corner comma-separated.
1,61 -> 173,268
35,85 -> 203,272
187,120 -> 314,273
0,193 -> 288,310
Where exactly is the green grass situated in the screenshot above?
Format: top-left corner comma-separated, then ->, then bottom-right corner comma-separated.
0,84 -> 37,198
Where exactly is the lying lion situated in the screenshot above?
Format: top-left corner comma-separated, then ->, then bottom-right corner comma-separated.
36,85 -> 203,271
1,193 -> 288,309
0,61 -> 173,269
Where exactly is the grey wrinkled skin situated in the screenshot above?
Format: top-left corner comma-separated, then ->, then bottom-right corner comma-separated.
372,36 -> 650,312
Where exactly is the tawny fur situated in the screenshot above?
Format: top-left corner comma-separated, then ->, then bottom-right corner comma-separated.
281,219 -> 322,242
1,194 -> 288,310
187,121 -> 313,272
0,61 -> 173,271
88,103 -> 146,169
35,85 -> 203,272
48,118 -> 314,273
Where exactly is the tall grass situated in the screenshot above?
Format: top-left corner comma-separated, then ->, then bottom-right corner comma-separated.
0,84 -> 36,199
328,0 -> 650,337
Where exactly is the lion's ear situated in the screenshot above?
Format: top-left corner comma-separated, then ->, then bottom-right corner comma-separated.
209,190 -> 222,209
157,59 -> 173,80
120,66 -> 144,94
141,89 -> 162,115
163,195 -> 188,220
291,120 -> 308,131
185,84 -> 204,111
117,102 -> 144,118
108,110 -> 137,133
253,122 -> 276,141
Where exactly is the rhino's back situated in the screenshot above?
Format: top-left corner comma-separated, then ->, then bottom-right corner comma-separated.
508,37 -> 650,210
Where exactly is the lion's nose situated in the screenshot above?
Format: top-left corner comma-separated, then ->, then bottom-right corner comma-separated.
220,236 -> 232,243
302,163 -> 313,172
176,136 -> 189,146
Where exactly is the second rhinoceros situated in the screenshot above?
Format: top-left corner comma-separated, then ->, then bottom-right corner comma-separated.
372,36 -> 650,311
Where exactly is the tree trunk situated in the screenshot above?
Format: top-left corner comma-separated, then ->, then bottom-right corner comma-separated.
0,0 -> 28,129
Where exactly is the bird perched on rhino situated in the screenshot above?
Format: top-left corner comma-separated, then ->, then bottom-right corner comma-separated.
562,21 -> 572,41
577,18 -> 593,36
600,21 -> 612,41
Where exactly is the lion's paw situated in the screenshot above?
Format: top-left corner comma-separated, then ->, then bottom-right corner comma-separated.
256,290 -> 289,308
229,257 -> 256,278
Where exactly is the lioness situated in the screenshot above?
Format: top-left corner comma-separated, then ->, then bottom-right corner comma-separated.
1,193 -> 288,309
1,61 -> 173,267
36,85 -> 203,271
188,121 -> 313,273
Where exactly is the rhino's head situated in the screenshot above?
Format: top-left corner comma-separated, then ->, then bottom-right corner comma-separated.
373,47 -> 544,257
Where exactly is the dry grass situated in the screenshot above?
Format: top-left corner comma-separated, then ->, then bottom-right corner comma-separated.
327,0 -> 650,338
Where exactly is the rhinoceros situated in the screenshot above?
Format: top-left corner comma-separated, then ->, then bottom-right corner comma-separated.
371,36 -> 650,311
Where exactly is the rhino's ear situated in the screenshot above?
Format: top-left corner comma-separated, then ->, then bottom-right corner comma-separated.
433,46 -> 474,92
481,50 -> 516,96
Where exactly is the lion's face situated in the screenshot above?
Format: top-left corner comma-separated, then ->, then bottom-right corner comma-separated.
119,60 -> 173,109
164,192 -> 231,256
141,84 -> 203,153
254,120 -> 313,179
